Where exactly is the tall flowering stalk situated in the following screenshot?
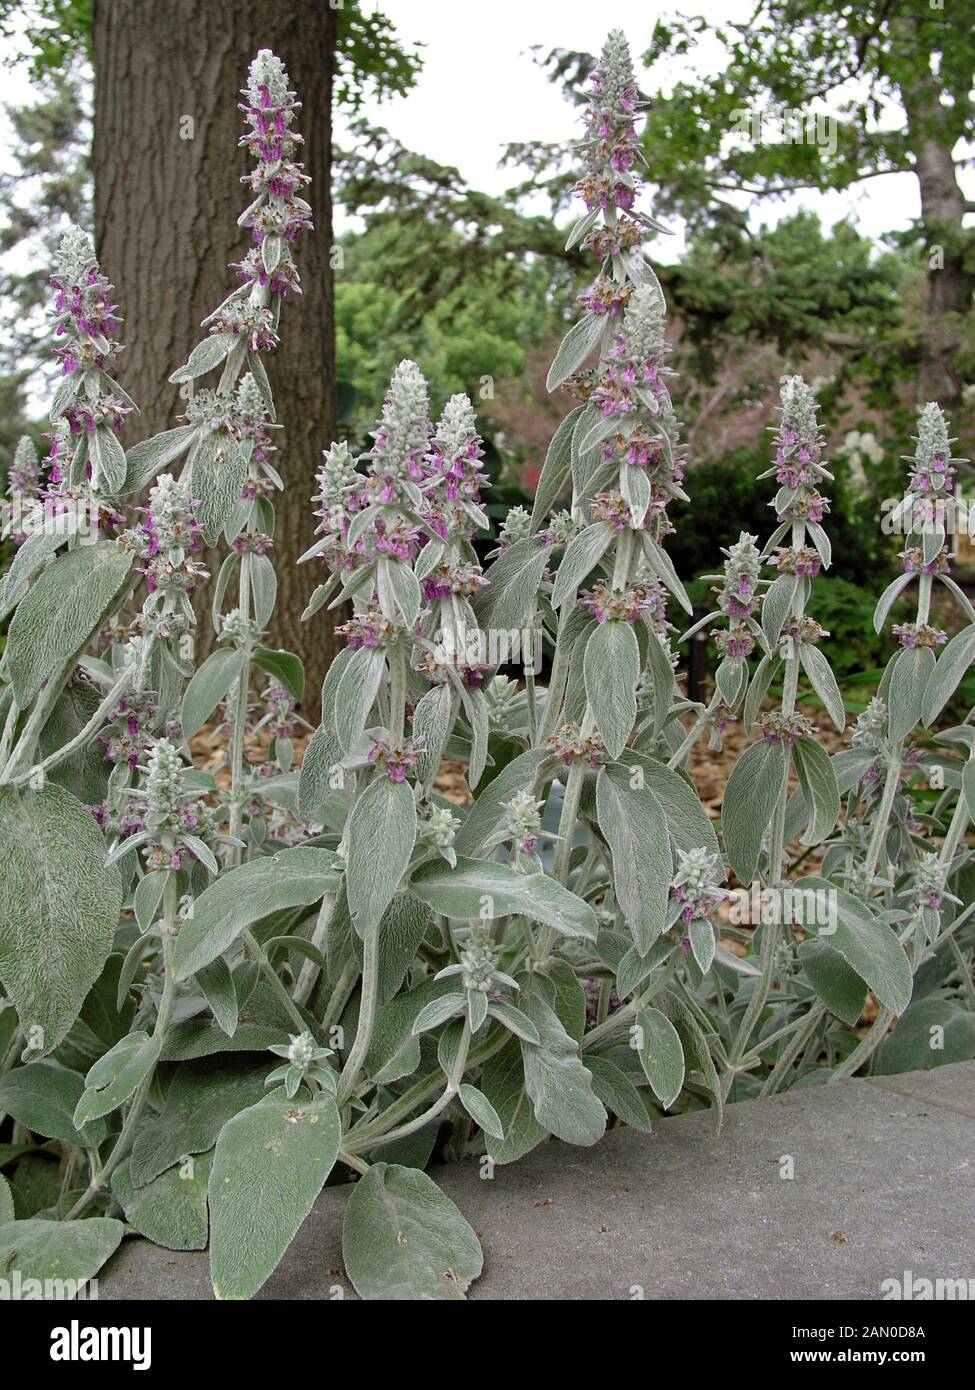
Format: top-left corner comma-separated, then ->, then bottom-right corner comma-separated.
851,404 -> 971,899
0,229 -> 139,785
298,362 -> 495,1035
0,436 -> 42,544
812,404 -> 974,1079
674,531 -> 765,763
719,376 -> 844,1089
528,33 -> 693,919
47,226 -> 134,510
125,49 -> 315,857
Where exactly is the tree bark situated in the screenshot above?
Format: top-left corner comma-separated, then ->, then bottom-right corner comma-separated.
902,83 -> 975,413
92,0 -> 341,703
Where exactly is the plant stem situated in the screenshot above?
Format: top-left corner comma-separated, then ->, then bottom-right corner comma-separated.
337,929 -> 379,1105
293,892 -> 335,1007
538,609 -> 572,743
241,927 -> 308,1033
387,640 -> 406,746
552,757 -> 586,888
321,959 -> 359,1035
581,952 -> 680,1053
346,1027 -> 507,1145
227,551 -> 253,855
759,1005 -> 824,1097
348,1021 -> 472,1155
524,656 -> 538,745
1,655 -> 76,782
0,1026 -> 24,1078
724,910 -> 781,1096
66,871 -> 180,1219
828,1007 -> 893,1082
12,667 -> 134,787
864,752 -> 902,881
948,934 -> 975,1010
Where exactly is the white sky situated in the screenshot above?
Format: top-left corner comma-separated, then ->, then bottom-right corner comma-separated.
335,0 -> 974,259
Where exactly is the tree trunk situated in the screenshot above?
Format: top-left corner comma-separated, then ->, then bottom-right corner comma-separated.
903,87 -> 975,413
92,0 -> 341,704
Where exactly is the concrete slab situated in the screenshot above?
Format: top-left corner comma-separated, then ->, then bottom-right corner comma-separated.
99,1061 -> 975,1301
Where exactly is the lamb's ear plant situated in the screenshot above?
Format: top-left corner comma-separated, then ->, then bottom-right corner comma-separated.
0,29 -> 972,1305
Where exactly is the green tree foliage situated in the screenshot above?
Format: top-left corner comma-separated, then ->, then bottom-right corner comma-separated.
531,2 -> 975,406
334,220 -> 562,433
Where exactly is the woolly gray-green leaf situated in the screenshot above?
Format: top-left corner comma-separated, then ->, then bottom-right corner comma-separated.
888,644 -> 935,744
296,721 -> 345,824
964,760 -> 975,824
721,739 -> 788,886
488,1000 -> 541,1044
480,1039 -> 549,1164
585,1055 -> 652,1131
584,620 -> 639,760
342,1162 -> 483,1300
173,847 -> 341,979
412,684 -> 457,788
130,1056 -> 271,1187
635,1006 -> 685,1109
519,994 -> 606,1146
198,957 -> 239,1037
347,776 -> 417,937
0,1218 -> 123,1288
112,1151 -> 212,1252
873,572 -> 914,633
251,553 -> 277,628
876,998 -> 975,1075
0,1061 -> 106,1147
531,405 -> 583,530
74,1029 -> 163,1126
453,747 -> 552,856
596,763 -> 672,955
7,542 -> 134,706
799,877 -> 912,1015
761,572 -> 796,649
170,332 -> 234,384
546,311 -> 605,391
378,556 -> 421,629
188,432 -> 246,545
209,1089 -> 341,1300
458,1084 -> 505,1140
617,751 -> 720,859
0,785 -> 122,1059
89,425 -> 127,493
799,643 -> 846,732
252,647 -> 304,703
792,736 -> 841,847
922,626 -> 975,727
644,626 -> 677,732
473,536 -> 549,631
551,522 -> 613,610
181,647 -> 244,740
335,645 -> 386,754
797,940 -> 867,1027
411,856 -> 597,940
122,424 -> 196,493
